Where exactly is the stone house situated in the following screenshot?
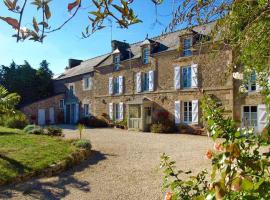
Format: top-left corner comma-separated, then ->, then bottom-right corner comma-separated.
21,22 -> 268,133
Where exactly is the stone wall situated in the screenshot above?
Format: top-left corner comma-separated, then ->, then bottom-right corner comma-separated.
21,93 -> 65,124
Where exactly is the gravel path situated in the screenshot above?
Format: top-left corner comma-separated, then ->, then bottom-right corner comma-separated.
0,127 -> 214,200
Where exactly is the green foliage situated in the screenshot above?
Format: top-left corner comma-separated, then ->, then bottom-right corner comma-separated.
23,124 -> 38,133
0,85 -> 20,115
72,139 -> 92,150
115,118 -> 127,128
27,126 -> 44,135
3,112 -> 29,129
161,96 -> 270,199
0,60 -> 54,106
46,126 -> 63,137
78,116 -> 108,128
77,123 -> 85,139
150,121 -> 176,133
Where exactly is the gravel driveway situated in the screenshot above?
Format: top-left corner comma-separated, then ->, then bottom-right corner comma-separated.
0,127 -> 214,200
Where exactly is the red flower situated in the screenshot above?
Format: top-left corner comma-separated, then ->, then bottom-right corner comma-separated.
214,142 -> 223,152
205,150 -> 213,160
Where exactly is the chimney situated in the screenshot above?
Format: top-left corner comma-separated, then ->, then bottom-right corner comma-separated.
111,40 -> 129,52
68,59 -> 82,69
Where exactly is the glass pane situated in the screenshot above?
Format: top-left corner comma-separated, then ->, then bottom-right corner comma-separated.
243,106 -> 250,112
129,105 -> 141,118
251,106 -> 257,112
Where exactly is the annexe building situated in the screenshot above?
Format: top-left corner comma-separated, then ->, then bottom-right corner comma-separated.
21,22 -> 269,133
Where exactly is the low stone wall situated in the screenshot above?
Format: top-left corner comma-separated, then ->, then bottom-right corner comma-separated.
0,148 -> 91,186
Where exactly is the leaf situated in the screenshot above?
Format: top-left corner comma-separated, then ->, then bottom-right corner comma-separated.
38,21 -> 49,28
0,17 -> 19,29
241,178 -> 254,191
68,0 -> 80,12
33,17 -> 39,32
44,4 -> 51,19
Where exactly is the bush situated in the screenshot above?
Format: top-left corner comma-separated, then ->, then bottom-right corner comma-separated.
150,120 -> 176,133
115,119 -> 127,128
23,124 -> 37,133
78,116 -> 108,128
72,139 -> 92,150
27,126 -> 44,135
4,112 -> 29,129
46,126 -> 63,137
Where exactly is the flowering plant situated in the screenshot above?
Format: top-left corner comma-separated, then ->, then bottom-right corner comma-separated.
160,96 -> 270,200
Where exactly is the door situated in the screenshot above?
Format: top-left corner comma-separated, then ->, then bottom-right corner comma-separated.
66,104 -> 71,124
71,104 -> 76,124
128,104 -> 142,130
144,107 -> 152,131
49,107 -> 55,124
38,109 -> 46,125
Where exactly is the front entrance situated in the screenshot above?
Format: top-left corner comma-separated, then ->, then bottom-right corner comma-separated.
49,107 -> 55,124
65,103 -> 79,124
127,97 -> 153,131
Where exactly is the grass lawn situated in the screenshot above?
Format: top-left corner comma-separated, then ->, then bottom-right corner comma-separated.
0,126 -> 76,183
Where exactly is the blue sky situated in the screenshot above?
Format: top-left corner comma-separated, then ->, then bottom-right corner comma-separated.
0,0 -> 181,75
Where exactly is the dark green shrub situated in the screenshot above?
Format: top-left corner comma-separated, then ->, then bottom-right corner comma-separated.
23,124 -> 37,133
78,116 -> 108,128
27,127 -> 44,135
46,126 -> 63,136
150,120 -> 176,133
4,112 -> 29,129
72,139 -> 92,150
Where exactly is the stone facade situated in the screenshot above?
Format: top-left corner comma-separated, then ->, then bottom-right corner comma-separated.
21,22 -> 267,132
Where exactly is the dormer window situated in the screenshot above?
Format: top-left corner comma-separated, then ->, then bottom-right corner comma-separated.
113,54 -> 120,71
183,37 -> 192,57
143,47 -> 150,64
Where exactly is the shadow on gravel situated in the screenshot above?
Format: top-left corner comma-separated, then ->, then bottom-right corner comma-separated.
0,150 -> 108,200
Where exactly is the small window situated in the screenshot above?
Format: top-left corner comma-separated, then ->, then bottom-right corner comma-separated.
182,66 -> 192,88
83,77 -> 92,90
114,104 -> 120,120
69,84 -> 75,95
243,106 -> 258,127
113,55 -> 120,71
59,99 -> 64,109
142,72 -> 149,91
143,47 -> 150,64
184,101 -> 192,123
246,72 -> 257,92
183,38 -> 192,57
113,77 -> 119,94
83,104 -> 90,117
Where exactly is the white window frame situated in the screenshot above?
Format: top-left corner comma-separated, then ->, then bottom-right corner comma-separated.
143,47 -> 150,64
114,103 -> 121,121
83,76 -> 92,91
83,104 -> 90,117
183,101 -> 193,124
246,72 -> 257,92
59,99 -> 65,109
182,66 -> 192,89
242,105 -> 258,128
113,54 -> 120,71
183,37 -> 192,57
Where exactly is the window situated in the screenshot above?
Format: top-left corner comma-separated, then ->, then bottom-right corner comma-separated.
142,72 -> 149,91
182,66 -> 192,88
83,76 -> 92,90
59,99 -> 64,109
143,47 -> 150,64
246,71 -> 257,92
113,55 -> 120,71
114,104 -> 120,120
69,84 -> 75,95
113,77 -> 119,94
184,101 -> 192,123
243,106 -> 258,127
83,104 -> 90,117
183,38 -> 192,57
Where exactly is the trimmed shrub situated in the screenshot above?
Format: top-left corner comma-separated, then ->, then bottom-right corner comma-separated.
150,120 -> 176,133
27,126 -> 44,135
4,112 -> 29,129
46,126 -> 63,137
78,116 -> 108,128
72,139 -> 92,150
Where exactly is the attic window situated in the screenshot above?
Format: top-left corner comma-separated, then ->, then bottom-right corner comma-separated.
183,38 -> 192,57
113,54 -> 120,71
143,47 -> 150,64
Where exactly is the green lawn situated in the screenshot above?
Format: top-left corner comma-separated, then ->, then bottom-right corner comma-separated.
0,126 -> 76,183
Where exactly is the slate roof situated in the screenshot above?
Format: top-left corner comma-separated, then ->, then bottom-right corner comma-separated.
55,22 -> 215,80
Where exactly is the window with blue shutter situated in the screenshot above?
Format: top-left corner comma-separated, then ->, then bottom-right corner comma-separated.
143,73 -> 149,91
113,55 -> 120,71
183,66 -> 192,88
113,77 -> 119,94
183,38 -> 192,57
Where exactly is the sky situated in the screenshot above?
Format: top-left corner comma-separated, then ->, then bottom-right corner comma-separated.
0,0 -> 181,75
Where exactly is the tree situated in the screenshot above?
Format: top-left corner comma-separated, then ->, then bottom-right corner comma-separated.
0,85 -> 20,115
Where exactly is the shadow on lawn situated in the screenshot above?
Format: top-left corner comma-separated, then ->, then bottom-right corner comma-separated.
0,150 -> 110,200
